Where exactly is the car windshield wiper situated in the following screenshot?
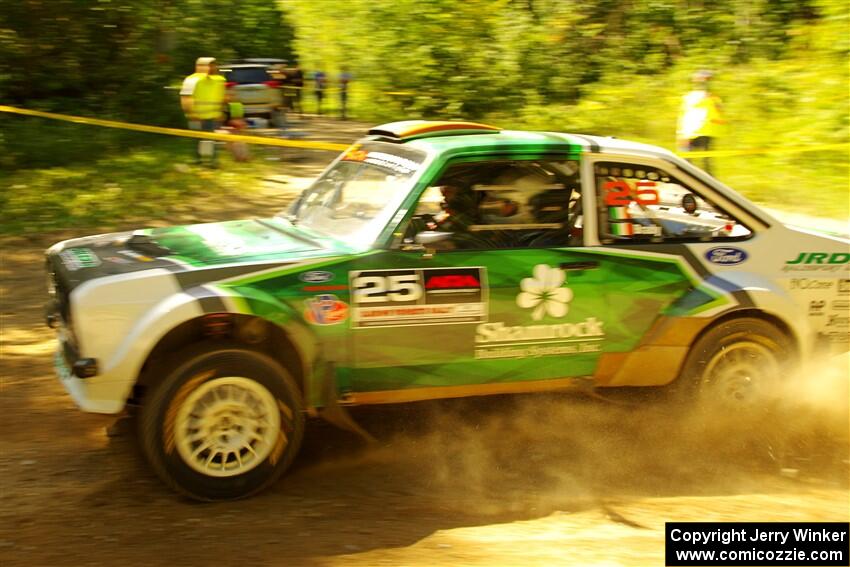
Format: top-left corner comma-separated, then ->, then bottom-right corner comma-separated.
255,219 -> 324,248
278,211 -> 298,225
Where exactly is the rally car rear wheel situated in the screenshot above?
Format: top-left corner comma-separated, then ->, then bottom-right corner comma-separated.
139,344 -> 304,501
679,317 -> 794,464
682,317 -> 792,411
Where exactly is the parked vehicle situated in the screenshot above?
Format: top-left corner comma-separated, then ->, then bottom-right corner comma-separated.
219,63 -> 283,121
46,121 -> 850,500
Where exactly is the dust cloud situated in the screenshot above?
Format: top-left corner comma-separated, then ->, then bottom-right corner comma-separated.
338,353 -> 849,519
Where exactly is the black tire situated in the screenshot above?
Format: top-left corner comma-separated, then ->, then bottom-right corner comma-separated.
680,317 -> 792,409
138,343 -> 304,501
678,317 -> 794,464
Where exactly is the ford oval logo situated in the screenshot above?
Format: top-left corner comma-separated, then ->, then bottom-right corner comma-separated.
705,247 -> 748,265
300,270 -> 334,283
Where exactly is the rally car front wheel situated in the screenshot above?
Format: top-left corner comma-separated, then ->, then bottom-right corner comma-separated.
139,344 -> 304,501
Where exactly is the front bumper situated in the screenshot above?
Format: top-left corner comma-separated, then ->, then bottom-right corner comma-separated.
242,103 -> 279,115
54,332 -> 98,379
53,341 -> 126,414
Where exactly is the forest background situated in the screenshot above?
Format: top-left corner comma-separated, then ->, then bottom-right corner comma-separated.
1,0 -> 846,231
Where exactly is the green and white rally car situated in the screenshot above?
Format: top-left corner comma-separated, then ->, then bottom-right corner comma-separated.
46,121 -> 850,500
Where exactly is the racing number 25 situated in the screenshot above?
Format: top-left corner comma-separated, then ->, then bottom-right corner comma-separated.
352,274 -> 423,303
604,180 -> 659,206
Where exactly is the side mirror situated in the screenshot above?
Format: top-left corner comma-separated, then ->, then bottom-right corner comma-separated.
414,231 -> 453,245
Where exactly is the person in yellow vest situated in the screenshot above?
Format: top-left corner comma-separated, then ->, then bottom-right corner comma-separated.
677,70 -> 725,174
180,57 -> 227,166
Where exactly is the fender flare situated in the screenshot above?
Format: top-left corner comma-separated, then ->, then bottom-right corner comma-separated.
108,284 -> 319,410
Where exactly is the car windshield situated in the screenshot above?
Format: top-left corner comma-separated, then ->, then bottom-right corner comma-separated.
287,142 -> 427,248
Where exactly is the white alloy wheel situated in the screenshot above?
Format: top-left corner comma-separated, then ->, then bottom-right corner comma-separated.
173,376 -> 281,478
700,341 -> 779,408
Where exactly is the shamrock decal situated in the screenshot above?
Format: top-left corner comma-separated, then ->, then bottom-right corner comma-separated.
516,264 -> 573,321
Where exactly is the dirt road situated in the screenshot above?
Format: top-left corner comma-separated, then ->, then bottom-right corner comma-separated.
1,119 -> 848,566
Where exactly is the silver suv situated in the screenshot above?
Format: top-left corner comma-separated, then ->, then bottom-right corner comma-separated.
221,63 -> 283,120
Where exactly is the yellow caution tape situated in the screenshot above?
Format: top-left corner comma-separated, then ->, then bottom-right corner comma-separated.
678,143 -> 848,158
0,105 -> 349,151
2,104 -> 847,158
278,85 -> 347,94
280,85 -> 417,96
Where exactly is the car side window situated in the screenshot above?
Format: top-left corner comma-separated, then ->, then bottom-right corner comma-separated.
401,159 -> 583,250
594,161 -> 751,243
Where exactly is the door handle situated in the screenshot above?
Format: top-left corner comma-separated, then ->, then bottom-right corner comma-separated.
559,261 -> 599,271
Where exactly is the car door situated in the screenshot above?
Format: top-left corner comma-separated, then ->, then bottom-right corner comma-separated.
345,156 -> 615,401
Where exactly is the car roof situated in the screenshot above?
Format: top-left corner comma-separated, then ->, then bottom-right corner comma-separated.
242,58 -> 287,64
364,120 -> 674,158
220,63 -> 270,69
368,128 -> 674,161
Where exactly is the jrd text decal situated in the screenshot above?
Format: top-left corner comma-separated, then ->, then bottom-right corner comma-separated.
784,252 -> 850,272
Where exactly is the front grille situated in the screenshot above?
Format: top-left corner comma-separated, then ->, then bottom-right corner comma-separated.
47,257 -> 72,331
62,338 -> 79,368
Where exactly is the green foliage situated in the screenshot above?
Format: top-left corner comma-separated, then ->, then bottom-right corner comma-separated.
284,0 -> 848,219
0,0 -> 846,229
0,0 -> 294,168
283,0 -> 844,118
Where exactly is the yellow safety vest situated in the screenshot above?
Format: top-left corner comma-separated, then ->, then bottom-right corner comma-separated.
678,90 -> 724,139
190,74 -> 226,120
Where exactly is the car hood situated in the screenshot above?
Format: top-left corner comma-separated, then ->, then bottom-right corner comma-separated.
46,218 -> 350,291
142,218 -> 343,266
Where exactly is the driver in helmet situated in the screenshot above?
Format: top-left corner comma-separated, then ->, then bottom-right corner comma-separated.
427,184 -> 478,233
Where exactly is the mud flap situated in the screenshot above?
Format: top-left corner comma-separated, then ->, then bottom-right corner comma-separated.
318,364 -> 377,444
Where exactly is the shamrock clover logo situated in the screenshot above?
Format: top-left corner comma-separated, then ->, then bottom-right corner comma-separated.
516,264 -> 573,321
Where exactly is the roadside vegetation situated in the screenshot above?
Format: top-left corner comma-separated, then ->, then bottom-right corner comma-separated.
0,0 -> 846,234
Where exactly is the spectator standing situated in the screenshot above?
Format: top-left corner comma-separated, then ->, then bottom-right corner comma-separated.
289,62 -> 304,115
180,57 -> 226,166
314,69 -> 327,115
676,70 -> 725,174
339,67 -> 353,120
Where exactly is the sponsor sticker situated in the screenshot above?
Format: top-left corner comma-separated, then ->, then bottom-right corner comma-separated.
809,300 -> 826,316
303,294 -> 349,326
789,278 -> 833,290
59,248 -> 101,270
784,252 -> 850,272
302,284 -> 349,292
475,264 -> 605,360
341,145 -> 420,175
475,341 -> 602,359
825,330 -> 850,344
516,263 -> 573,321
349,267 -> 486,328
705,246 -> 748,265
299,270 -> 334,283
